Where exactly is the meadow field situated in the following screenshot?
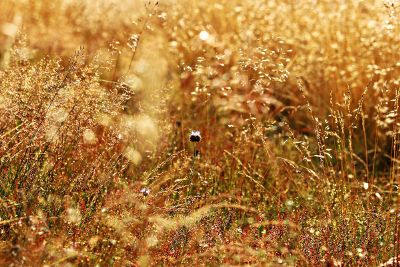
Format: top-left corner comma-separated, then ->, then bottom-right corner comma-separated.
0,0 -> 400,266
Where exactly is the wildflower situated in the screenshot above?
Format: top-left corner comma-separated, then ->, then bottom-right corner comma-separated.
363,182 -> 369,190
393,182 -> 399,191
140,188 -> 150,196
189,130 -> 201,142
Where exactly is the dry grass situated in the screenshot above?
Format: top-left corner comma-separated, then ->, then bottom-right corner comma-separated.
1,0 -> 400,266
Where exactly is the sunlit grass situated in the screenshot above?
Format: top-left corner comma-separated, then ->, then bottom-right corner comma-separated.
1,0 -> 400,266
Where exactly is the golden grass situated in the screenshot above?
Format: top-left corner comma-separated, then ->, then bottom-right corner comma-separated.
1,0 -> 400,266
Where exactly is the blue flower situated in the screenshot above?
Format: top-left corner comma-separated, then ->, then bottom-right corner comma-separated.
140,187 -> 150,196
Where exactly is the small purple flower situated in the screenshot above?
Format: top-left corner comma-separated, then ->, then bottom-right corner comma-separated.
140,187 -> 150,196
189,130 -> 201,142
